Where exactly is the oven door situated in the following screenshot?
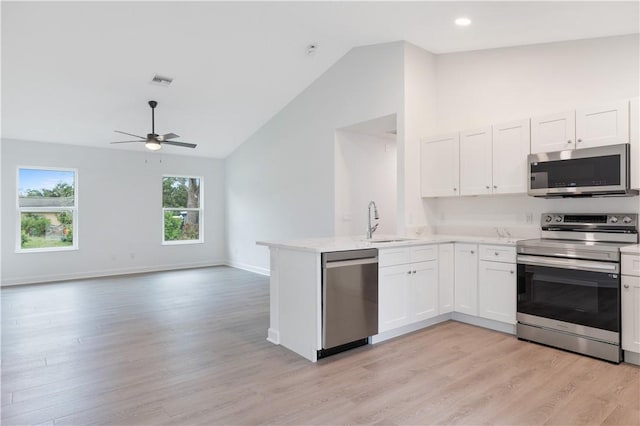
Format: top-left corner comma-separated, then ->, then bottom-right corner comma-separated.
517,255 -> 620,333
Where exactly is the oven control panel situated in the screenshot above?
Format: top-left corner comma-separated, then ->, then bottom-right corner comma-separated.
541,213 -> 638,228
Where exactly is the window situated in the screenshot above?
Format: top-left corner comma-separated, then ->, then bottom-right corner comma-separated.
162,176 -> 203,244
17,167 -> 78,252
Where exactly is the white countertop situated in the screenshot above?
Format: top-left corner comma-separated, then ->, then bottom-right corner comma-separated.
256,234 -> 523,253
621,244 -> 640,255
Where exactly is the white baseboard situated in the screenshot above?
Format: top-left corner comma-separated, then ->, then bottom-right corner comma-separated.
267,328 -> 280,344
1,260 -> 226,286
225,260 -> 270,276
370,314 -> 451,344
452,312 -> 516,335
624,350 -> 640,366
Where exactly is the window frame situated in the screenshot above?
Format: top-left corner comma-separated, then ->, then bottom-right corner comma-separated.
16,166 -> 79,253
161,174 -> 204,245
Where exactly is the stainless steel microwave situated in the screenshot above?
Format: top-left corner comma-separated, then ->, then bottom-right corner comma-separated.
528,143 -> 637,197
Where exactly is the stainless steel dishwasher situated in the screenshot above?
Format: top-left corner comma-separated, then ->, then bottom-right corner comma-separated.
319,248 -> 378,358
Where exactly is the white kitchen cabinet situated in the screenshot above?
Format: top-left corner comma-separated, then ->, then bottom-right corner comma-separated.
531,110 -> 575,154
478,260 -> 516,324
454,243 -> 478,316
492,119 -> 531,194
575,100 -> 629,149
460,127 -> 493,196
379,264 -> 411,332
378,245 -> 439,332
630,97 -> 639,190
421,133 -> 460,197
438,243 -> 454,314
531,101 -> 630,154
622,252 -> 640,360
622,275 -> 640,354
413,260 -> 439,322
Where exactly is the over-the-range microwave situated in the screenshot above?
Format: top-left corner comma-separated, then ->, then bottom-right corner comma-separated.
528,143 -> 638,197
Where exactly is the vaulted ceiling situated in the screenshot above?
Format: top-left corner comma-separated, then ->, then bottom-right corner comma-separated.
2,1 -> 638,158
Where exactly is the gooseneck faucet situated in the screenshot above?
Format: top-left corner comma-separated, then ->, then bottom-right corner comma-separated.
367,201 -> 379,239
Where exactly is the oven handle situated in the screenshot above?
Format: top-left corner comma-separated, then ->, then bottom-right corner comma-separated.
517,255 -> 620,274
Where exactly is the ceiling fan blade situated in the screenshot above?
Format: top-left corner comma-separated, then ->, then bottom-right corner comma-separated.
110,140 -> 146,144
114,130 -> 146,139
161,132 -> 180,140
162,140 -> 197,149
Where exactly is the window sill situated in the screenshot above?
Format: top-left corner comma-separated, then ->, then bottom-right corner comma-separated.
162,239 -> 204,246
16,245 -> 79,254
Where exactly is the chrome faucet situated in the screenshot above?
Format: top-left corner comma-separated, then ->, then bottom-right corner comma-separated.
367,201 -> 379,239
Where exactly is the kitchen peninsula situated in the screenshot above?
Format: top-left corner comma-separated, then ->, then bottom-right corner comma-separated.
258,235 -> 520,362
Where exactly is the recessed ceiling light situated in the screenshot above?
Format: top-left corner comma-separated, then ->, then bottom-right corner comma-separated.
455,17 -> 472,26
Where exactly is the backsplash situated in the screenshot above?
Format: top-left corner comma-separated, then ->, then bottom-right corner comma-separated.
423,194 -> 640,239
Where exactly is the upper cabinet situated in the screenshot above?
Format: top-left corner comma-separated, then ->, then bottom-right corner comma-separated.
456,121 -> 531,197
492,119 -> 531,194
531,100 -> 630,153
530,111 -> 575,154
630,97 -> 639,190
421,133 -> 460,197
460,127 -> 493,196
575,100 -> 629,149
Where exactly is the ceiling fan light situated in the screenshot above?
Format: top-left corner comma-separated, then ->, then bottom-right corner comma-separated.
145,140 -> 162,151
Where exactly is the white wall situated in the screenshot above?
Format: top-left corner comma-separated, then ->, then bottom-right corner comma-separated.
1,139 -> 226,285
402,42 -> 437,236
225,42 -> 405,273
334,130 -> 397,237
427,35 -> 640,236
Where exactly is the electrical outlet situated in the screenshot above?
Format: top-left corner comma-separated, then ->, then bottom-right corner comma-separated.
525,213 -> 534,224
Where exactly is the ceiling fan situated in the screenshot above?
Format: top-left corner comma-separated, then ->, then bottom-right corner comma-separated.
111,100 -> 197,151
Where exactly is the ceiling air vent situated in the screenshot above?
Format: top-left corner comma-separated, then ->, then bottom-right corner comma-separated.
150,74 -> 173,87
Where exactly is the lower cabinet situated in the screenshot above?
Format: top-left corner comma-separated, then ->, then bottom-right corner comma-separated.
454,243 -> 478,316
438,243 -> 454,314
478,260 -> 517,324
378,242 -> 517,335
378,245 -> 439,333
622,274 -> 640,354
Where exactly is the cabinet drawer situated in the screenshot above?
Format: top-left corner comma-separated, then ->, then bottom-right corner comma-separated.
379,247 -> 411,267
410,245 -> 438,263
479,245 -> 516,263
622,254 -> 640,277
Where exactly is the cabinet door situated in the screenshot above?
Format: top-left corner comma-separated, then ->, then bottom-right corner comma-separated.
379,264 -> 411,332
460,127 -> 493,196
622,275 -> 640,353
454,243 -> 478,316
438,243 -> 454,314
412,260 -> 438,322
421,133 -> 460,197
531,111 -> 575,154
576,100 -> 629,149
630,97 -> 639,190
478,260 -> 516,324
492,119 -> 530,194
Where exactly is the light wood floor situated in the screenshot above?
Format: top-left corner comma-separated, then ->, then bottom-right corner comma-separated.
2,266 -> 639,425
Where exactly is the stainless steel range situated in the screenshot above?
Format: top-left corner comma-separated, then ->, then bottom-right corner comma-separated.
516,213 -> 638,363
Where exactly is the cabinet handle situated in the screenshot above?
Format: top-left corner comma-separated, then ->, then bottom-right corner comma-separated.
407,271 -> 411,275
495,252 -> 499,256
577,138 -> 582,143
567,140 -> 572,144
470,250 -> 475,254
412,270 -> 416,274
493,185 -> 497,189
624,284 -> 630,288
510,270 -> 515,274
486,185 -> 490,189
453,188 -> 457,191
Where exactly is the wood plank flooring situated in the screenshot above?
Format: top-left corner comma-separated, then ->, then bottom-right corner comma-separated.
2,266 -> 639,425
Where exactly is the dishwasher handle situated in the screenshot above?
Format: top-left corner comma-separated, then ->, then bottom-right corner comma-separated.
325,257 -> 378,269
